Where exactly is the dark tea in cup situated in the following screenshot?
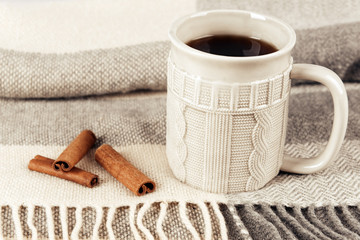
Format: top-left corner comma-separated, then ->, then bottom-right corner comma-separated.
186,34 -> 278,57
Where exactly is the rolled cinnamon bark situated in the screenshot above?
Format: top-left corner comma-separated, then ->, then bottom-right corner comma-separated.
53,130 -> 96,172
95,144 -> 156,196
29,155 -> 98,188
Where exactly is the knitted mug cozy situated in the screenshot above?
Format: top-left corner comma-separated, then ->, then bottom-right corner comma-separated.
166,58 -> 293,193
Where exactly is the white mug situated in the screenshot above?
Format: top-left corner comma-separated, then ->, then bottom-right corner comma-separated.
166,10 -> 348,193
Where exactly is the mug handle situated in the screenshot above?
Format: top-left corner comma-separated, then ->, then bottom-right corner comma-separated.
281,64 -> 348,174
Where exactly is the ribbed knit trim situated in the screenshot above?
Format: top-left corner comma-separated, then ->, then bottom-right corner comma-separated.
167,57 -> 292,113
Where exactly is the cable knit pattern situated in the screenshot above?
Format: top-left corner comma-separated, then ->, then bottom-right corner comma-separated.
246,110 -> 272,191
174,102 -> 187,182
166,57 -> 292,193
166,95 -> 187,182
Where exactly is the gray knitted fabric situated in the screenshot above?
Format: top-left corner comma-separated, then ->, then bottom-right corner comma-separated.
0,42 -> 169,99
0,23 -> 359,99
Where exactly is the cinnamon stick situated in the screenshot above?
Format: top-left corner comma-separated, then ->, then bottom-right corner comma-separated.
53,130 -> 96,171
29,155 -> 98,188
95,144 -> 155,196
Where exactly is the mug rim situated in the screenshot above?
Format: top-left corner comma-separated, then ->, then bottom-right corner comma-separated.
168,9 -> 296,62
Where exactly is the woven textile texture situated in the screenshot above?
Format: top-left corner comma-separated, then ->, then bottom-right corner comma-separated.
0,42 -> 170,99
1,84 -> 360,239
0,0 -> 359,99
1,0 -> 360,239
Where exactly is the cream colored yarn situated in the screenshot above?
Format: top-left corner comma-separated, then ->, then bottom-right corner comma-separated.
166,58 -> 292,193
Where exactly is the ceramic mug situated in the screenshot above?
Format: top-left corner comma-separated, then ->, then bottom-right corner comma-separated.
166,10 -> 348,193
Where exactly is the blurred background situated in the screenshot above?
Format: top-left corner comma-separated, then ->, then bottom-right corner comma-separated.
0,0 -> 358,99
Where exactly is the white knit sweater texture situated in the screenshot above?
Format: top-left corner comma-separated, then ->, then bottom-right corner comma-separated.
166,58 -> 292,193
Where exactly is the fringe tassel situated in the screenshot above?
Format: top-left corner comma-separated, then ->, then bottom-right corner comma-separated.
156,202 -> 168,240
197,202 -> 212,240
228,204 -> 251,239
59,206 -> 69,240
326,206 -> 359,238
70,207 -> 82,240
106,207 -> 116,240
45,206 -> 55,240
341,206 -> 360,234
0,206 -> 2,240
210,201 -> 227,240
11,205 -> 23,240
2,201 -> 226,240
306,205 -> 343,239
26,205 -> 37,240
292,206 -> 328,239
129,204 -> 142,240
137,203 -> 154,240
179,202 -> 201,240
92,207 -> 102,240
